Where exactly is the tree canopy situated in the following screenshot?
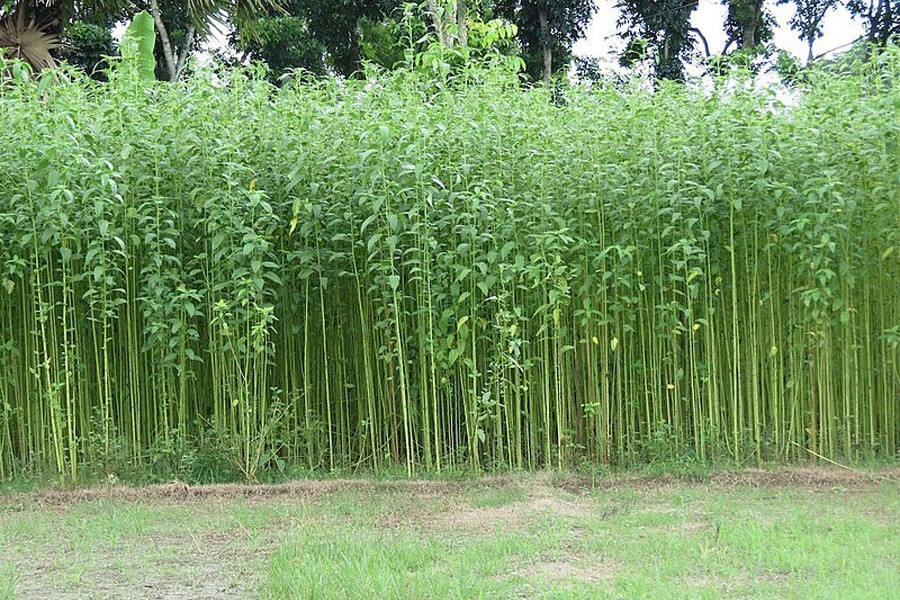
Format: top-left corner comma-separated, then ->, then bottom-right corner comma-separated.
1,0 -> 896,82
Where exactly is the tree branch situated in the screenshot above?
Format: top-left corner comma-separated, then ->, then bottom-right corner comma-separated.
812,35 -> 864,60
690,27 -> 710,57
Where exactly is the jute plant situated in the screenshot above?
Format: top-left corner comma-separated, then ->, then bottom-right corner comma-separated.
0,49 -> 897,480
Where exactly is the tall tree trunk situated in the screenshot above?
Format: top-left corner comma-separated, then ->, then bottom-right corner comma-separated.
877,0 -> 893,45
740,0 -> 764,50
740,21 -> 755,50
456,0 -> 468,46
427,0 -> 453,46
175,25 -> 195,80
538,7 -> 552,86
348,30 -> 362,76
149,0 -> 178,81
803,12 -> 826,65
860,0 -> 880,59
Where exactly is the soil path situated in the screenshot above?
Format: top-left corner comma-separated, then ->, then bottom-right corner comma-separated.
4,467 -> 897,508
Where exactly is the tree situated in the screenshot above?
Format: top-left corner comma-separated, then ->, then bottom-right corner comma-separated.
778,0 -> 838,63
233,15 -> 326,80
422,0 -> 471,47
617,0 -> 699,81
847,0 -> 898,47
144,0 -> 197,80
282,0 -> 399,77
1,0 -> 67,70
495,0 -> 595,85
722,0 -> 774,52
231,0 -> 376,79
357,13 -> 409,69
57,4 -> 118,79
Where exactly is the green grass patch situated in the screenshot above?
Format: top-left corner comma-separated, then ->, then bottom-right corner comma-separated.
0,563 -> 15,600
0,474 -> 897,598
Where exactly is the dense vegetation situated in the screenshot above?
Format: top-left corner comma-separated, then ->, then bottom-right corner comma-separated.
1,50 -> 898,482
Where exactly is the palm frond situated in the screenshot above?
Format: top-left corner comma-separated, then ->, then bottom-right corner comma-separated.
185,0 -> 270,27
0,8 -> 61,70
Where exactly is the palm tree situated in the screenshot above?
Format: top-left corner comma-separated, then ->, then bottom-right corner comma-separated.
0,0 -> 65,70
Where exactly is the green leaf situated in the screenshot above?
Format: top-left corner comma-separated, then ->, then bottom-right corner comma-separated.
120,11 -> 157,83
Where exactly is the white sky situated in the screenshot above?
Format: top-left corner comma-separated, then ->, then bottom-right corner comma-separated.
573,0 -> 863,64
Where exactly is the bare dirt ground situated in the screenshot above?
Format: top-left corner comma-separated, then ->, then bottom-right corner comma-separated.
4,466 -> 896,509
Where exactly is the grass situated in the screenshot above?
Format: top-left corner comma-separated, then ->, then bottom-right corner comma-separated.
0,471 -> 898,599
